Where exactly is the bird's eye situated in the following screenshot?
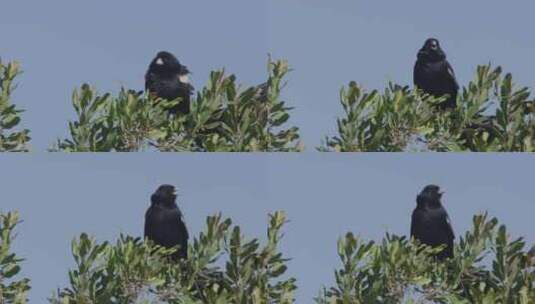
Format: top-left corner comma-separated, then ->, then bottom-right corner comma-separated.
156,58 -> 164,65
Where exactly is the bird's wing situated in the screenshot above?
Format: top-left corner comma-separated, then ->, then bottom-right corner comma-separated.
178,214 -> 189,240
145,71 -> 156,91
438,207 -> 455,242
443,212 -> 455,258
144,206 -> 155,240
179,81 -> 195,95
444,212 -> 455,240
445,61 -> 460,91
410,209 -> 422,238
413,61 -> 423,88
175,213 -> 189,258
145,72 -> 161,100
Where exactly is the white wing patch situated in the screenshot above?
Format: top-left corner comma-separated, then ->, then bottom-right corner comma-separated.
179,74 -> 189,84
155,58 -> 164,65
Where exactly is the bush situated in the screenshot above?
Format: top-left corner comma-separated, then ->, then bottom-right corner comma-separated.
2,209 -> 534,303
320,65 -> 535,152
0,60 -> 31,152
316,213 -> 534,303
50,211 -> 296,303
0,211 -> 31,303
52,58 -> 302,152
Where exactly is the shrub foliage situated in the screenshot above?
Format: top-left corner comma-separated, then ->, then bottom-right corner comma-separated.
4,58 -> 535,152
0,211 -> 31,303
53,58 -> 302,152
0,60 -> 30,152
50,211 -> 297,303
1,210 -> 533,303
321,65 -> 535,152
316,213 -> 534,303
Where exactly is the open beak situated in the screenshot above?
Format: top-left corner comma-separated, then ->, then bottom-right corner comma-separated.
180,65 -> 190,74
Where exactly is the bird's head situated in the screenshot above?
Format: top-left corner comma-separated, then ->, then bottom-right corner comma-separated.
418,38 -> 446,62
417,184 -> 444,207
151,184 -> 178,206
150,51 -> 190,76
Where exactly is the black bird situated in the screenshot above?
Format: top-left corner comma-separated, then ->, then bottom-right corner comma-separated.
410,184 -> 455,260
145,51 -> 194,115
144,184 -> 189,260
414,38 -> 459,109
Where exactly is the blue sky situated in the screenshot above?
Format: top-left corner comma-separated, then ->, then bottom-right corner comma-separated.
1,1 -> 534,150
1,154 -> 534,302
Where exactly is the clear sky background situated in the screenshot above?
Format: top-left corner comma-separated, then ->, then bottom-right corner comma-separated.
1,154 -> 534,302
1,1 -> 534,150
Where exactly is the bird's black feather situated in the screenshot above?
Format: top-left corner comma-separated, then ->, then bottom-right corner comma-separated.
414,38 -> 459,109
144,184 -> 189,260
410,184 -> 455,260
145,51 -> 193,115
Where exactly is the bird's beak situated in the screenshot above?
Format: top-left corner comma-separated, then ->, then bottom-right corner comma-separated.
181,65 -> 190,74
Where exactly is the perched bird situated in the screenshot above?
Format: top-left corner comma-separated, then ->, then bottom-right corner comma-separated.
414,38 -> 459,109
144,184 -> 189,260
145,51 -> 194,115
411,184 -> 455,260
